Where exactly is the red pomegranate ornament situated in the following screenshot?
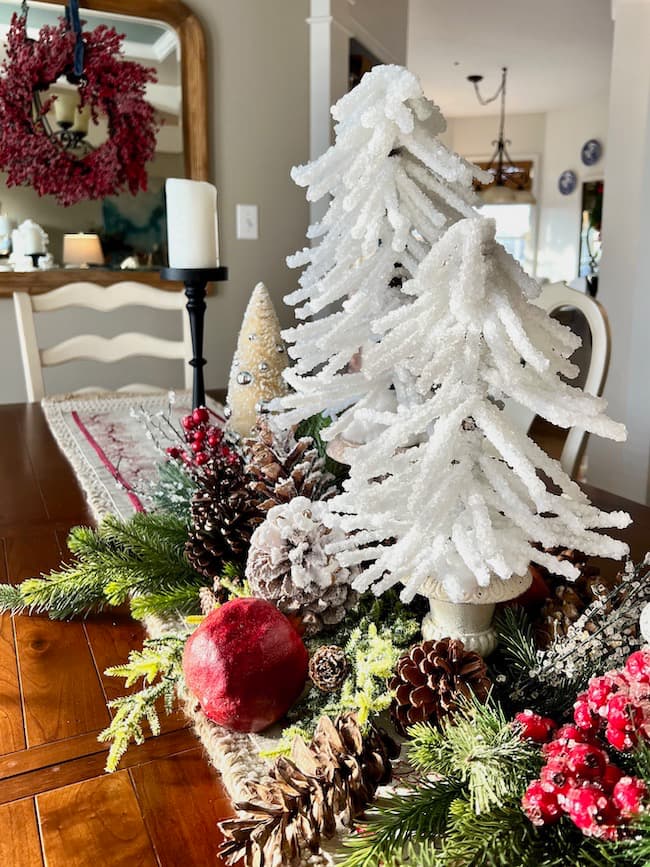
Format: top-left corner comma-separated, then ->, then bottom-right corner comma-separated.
183,597 -> 309,732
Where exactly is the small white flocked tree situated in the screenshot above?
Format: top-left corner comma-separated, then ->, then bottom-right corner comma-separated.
277,65 -> 489,437
326,218 -> 630,603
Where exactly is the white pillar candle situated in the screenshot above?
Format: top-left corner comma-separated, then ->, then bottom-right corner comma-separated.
165,178 -> 220,268
22,226 -> 44,255
54,91 -> 77,127
71,104 -> 90,135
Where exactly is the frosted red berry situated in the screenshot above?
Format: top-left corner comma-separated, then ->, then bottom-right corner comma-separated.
574,698 -> 599,732
612,776 -> 647,817
605,724 -> 635,752
565,744 -> 608,780
587,676 -> 614,712
625,650 -> 650,684
540,757 -> 573,792
515,710 -> 556,743
192,407 -> 210,425
181,414 -> 195,431
565,785 -> 620,839
606,694 -> 642,732
522,780 -> 562,826
601,762 -> 623,793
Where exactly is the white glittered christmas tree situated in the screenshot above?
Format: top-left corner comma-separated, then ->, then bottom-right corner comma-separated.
226,283 -> 287,437
276,65 -> 490,438
326,218 -> 630,606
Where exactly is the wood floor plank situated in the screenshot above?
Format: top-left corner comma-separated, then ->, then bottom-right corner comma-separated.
84,614 -> 188,734
0,728 -> 198,806
130,749 -> 234,866
13,615 -> 111,747
0,798 -> 44,867
37,771 -> 158,867
0,538 -> 26,756
7,531 -> 110,747
0,408 -> 49,529
0,730 -> 106,781
0,613 -> 26,756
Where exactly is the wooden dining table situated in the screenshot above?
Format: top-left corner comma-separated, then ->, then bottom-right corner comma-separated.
0,399 -> 649,866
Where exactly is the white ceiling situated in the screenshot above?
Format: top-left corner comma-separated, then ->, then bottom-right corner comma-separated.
407,0 -> 614,118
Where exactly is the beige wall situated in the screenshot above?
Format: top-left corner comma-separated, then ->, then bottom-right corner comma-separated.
0,0 -> 310,402
191,0 -> 310,390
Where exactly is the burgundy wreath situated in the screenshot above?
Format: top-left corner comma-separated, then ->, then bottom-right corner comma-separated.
0,13 -> 158,206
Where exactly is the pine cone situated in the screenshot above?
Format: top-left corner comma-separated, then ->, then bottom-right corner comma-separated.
243,419 -> 335,512
219,713 -> 399,867
245,496 -> 359,635
533,551 -> 620,647
185,460 -> 262,579
309,645 -> 350,693
389,638 -> 491,736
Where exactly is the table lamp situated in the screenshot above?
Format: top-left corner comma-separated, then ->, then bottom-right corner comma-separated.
63,233 -> 104,268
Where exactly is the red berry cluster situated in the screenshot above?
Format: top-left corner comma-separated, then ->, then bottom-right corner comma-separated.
519,708 -> 647,839
573,650 -> 650,751
166,407 -> 237,470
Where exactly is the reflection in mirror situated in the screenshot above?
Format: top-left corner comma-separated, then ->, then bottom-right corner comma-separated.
0,0 -> 183,268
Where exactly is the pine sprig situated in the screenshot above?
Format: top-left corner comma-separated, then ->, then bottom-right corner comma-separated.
0,526 -> 111,619
408,696 -> 541,815
492,605 -> 582,717
129,584 -> 202,619
99,635 -> 186,772
150,458 -> 197,519
340,778 -> 464,867
100,513 -> 199,605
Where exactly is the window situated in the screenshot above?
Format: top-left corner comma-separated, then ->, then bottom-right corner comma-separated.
478,203 -> 535,274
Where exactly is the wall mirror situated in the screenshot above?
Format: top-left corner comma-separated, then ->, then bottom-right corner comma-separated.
0,0 -> 207,275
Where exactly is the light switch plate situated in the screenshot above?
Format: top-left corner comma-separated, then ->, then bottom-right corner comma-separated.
236,204 -> 259,240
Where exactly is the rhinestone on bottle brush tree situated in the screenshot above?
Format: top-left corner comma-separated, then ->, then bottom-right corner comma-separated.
226,283 -> 288,437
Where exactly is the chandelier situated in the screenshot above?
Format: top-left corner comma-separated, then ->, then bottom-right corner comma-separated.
468,67 -> 535,205
34,89 -> 94,155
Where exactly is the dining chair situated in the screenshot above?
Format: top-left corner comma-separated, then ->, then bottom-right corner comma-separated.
502,281 -> 611,480
13,281 -> 192,401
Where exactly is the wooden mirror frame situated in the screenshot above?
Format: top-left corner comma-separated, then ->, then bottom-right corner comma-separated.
0,0 -> 209,292
29,0 -> 209,180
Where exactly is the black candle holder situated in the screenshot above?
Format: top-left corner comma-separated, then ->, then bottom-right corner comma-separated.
160,266 -> 228,409
28,252 -> 44,269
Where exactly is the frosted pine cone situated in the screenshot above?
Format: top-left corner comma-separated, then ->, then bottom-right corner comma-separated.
245,496 -> 359,635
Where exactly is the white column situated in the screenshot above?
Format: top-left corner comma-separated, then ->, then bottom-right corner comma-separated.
307,0 -> 334,227
588,0 -> 650,503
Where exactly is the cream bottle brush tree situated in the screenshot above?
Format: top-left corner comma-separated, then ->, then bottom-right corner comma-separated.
226,282 -> 287,438
275,64 -> 490,438
326,217 -> 630,606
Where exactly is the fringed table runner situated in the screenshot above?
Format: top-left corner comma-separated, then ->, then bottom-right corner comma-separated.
42,391 -> 225,521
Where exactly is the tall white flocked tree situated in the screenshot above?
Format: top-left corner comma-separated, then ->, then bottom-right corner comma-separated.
276,65 -> 490,438
326,218 -> 630,603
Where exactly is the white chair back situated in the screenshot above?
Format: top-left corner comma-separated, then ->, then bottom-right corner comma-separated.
13,281 -> 192,401
502,281 -> 611,479
538,282 -> 611,479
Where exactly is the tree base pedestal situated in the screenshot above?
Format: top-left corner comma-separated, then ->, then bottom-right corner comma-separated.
421,571 -> 532,657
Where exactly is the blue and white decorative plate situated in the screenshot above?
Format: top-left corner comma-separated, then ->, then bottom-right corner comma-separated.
581,138 -> 602,166
558,170 -> 577,195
